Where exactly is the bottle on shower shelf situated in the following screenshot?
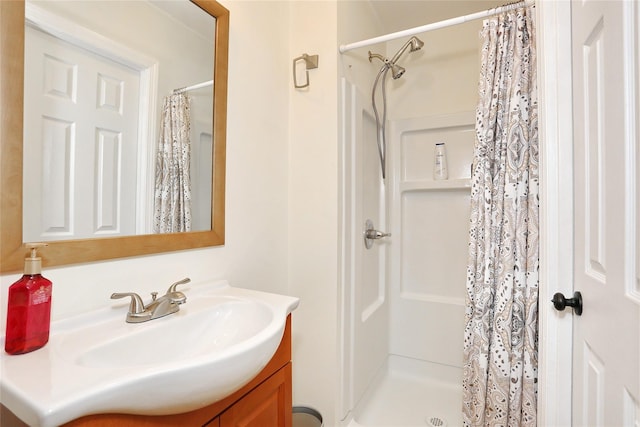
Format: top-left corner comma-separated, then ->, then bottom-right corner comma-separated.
434,142 -> 448,180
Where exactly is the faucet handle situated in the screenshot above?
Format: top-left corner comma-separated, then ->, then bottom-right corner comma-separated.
111,292 -> 145,314
167,277 -> 191,294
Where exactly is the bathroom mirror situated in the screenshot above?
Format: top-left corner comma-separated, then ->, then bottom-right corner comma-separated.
0,0 -> 229,273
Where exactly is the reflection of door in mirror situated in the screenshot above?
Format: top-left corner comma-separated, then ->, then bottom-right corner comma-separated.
23,22 -> 142,242
22,1 -> 214,241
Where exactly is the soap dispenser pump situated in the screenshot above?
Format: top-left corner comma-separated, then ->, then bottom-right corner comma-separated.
4,243 -> 53,355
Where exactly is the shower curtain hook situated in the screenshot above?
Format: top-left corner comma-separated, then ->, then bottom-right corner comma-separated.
293,53 -> 319,89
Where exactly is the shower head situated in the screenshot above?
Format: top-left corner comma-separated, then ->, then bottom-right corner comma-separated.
390,63 -> 405,79
409,36 -> 425,52
390,36 -> 424,65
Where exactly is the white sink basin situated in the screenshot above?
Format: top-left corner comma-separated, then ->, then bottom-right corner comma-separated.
0,281 -> 299,427
67,297 -> 273,368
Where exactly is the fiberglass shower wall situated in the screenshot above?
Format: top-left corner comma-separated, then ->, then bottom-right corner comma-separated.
339,2 -> 495,422
385,13 -> 483,372
387,14 -> 488,372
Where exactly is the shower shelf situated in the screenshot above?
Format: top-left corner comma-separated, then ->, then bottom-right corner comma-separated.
400,178 -> 471,192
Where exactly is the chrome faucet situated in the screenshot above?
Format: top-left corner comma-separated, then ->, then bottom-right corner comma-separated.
111,278 -> 190,323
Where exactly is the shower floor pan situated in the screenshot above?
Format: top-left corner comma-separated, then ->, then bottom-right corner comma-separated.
348,355 -> 462,427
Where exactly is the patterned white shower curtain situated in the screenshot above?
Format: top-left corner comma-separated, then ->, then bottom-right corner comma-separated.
462,5 -> 538,427
153,93 -> 192,233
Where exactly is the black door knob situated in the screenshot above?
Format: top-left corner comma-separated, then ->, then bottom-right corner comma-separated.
551,291 -> 583,316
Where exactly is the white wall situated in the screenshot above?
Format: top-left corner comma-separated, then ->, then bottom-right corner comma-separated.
288,2 -> 340,426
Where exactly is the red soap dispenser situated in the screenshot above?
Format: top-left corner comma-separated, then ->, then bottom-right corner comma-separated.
4,243 -> 53,355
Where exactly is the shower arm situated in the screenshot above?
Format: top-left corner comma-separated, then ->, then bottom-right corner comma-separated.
368,52 -> 390,66
390,38 -> 418,65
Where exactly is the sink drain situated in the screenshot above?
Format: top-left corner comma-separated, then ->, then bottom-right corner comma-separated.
426,415 -> 447,427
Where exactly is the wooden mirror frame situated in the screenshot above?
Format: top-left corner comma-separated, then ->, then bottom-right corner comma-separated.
0,0 -> 228,273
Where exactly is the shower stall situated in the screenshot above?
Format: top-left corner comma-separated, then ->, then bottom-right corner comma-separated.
338,2 -> 503,426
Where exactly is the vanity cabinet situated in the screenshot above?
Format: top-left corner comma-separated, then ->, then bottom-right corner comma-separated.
216,362 -> 291,426
55,315 -> 293,427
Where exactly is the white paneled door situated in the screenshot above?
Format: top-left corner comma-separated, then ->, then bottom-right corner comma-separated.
23,24 -> 140,241
571,0 -> 640,425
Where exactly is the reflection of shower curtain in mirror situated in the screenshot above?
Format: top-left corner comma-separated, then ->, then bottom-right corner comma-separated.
462,4 -> 538,427
153,93 -> 192,233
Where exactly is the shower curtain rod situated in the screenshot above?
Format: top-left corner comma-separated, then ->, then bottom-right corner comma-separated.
338,0 -> 534,53
173,79 -> 213,94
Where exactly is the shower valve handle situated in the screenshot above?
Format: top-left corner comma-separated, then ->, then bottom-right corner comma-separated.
365,229 -> 391,240
364,219 -> 391,249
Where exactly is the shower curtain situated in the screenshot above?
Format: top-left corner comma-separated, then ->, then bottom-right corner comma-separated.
462,4 -> 538,427
153,93 -> 193,233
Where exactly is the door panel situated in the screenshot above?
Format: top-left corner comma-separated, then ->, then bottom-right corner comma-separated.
24,25 -> 140,241
571,1 -> 640,424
